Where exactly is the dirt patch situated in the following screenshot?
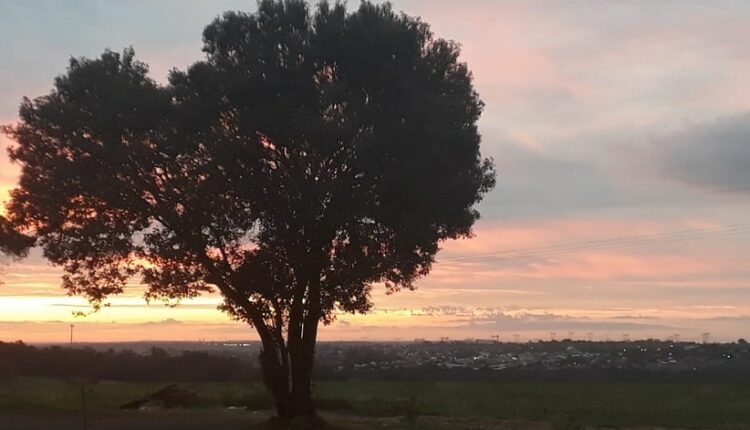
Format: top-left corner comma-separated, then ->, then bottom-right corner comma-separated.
120,384 -> 204,410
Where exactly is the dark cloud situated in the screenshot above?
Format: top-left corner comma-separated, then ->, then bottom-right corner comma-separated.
478,136 -> 621,219
654,113 -> 750,193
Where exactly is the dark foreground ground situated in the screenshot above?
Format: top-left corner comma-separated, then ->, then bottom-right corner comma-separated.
2,410 -> 253,430
0,410 -> 551,430
2,378 -> 750,429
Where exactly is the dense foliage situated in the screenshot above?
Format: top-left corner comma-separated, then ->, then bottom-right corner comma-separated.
0,342 -> 256,382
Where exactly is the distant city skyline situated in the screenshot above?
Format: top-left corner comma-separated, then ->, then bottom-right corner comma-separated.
2,0 -> 750,342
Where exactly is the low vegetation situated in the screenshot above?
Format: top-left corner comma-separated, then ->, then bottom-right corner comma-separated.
2,378 -> 750,429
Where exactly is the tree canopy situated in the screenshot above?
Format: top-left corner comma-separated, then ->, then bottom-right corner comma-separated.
1,0 -> 495,420
0,216 -> 32,257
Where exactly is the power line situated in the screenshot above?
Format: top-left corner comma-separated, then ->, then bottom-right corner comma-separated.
439,224 -> 750,264
444,225 -> 750,264
442,225 -> 738,262
441,180 -> 750,265
689,184 -> 750,195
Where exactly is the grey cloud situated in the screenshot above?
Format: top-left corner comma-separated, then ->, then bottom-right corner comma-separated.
0,0 -> 250,118
50,303 -> 219,310
0,319 -> 236,327
477,131 -> 720,220
652,113 -> 750,193
702,315 -> 750,322
412,306 -> 679,332
142,318 -> 183,325
477,135 -> 621,219
464,312 -> 679,333
420,305 -> 477,316
0,291 -> 61,297
0,319 -> 64,325
609,315 -> 658,320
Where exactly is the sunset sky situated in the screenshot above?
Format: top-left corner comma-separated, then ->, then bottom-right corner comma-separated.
1,0 -> 750,343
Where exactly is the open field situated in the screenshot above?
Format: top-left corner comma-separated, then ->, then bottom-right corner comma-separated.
1,378 -> 750,429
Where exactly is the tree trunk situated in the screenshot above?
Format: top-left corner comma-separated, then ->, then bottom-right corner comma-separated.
289,273 -> 322,420
258,322 -> 320,428
289,338 -> 316,417
259,341 -> 291,418
253,258 -> 323,428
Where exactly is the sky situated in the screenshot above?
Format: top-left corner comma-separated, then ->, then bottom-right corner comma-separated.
1,0 -> 750,343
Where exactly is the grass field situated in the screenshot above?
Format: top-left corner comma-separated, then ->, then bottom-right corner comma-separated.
1,378 -> 750,429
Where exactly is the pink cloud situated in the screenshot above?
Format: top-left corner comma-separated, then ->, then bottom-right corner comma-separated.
430,218 -> 744,284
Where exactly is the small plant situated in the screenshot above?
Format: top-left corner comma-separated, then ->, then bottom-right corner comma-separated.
401,391 -> 420,428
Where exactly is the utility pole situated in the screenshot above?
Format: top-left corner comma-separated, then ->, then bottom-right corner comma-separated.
70,324 -> 74,347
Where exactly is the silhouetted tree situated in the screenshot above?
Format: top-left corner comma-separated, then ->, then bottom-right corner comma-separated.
0,216 -> 32,286
0,216 -> 32,257
0,0 -> 494,423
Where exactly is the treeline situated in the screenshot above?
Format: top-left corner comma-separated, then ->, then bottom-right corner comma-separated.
4,340 -> 750,383
0,341 -> 258,382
